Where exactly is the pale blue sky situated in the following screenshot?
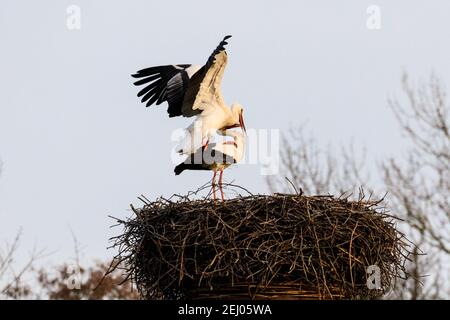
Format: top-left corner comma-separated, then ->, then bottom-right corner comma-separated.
1,0 -> 450,266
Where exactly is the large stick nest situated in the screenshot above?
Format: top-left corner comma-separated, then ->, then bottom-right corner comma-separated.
110,185 -> 413,300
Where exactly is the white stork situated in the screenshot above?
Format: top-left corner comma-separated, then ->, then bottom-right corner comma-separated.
174,130 -> 245,201
131,35 -> 246,154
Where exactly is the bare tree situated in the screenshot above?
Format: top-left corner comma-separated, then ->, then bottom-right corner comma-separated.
28,229 -> 139,300
0,164 -> 45,298
32,229 -> 140,300
0,230 -> 43,299
33,260 -> 139,300
382,73 -> 450,299
267,73 -> 450,299
267,125 -> 371,196
1,225 -> 137,299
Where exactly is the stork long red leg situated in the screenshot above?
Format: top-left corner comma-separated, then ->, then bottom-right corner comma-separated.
202,137 -> 209,149
212,169 -> 217,202
219,169 -> 224,201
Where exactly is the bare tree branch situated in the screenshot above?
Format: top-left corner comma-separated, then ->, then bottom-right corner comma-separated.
267,125 -> 371,197
383,73 -> 450,255
268,72 -> 450,299
0,230 -> 45,299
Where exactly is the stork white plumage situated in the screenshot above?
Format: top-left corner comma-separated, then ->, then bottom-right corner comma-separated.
174,129 -> 246,201
131,35 -> 246,155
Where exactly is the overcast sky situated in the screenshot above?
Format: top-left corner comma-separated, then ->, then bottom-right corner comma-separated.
1,0 -> 450,266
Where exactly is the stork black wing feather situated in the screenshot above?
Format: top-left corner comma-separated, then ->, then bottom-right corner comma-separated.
205,35 -> 232,69
132,64 -> 193,116
137,79 -> 161,98
133,74 -> 160,86
146,89 -> 163,107
156,87 -> 167,105
141,84 -> 162,104
132,66 -> 162,77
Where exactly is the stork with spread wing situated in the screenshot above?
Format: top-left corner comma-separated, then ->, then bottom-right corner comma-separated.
132,35 -> 246,154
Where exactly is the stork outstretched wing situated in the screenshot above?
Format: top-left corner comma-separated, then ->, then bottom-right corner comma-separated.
131,35 -> 232,118
131,64 -> 201,117
182,35 -> 231,116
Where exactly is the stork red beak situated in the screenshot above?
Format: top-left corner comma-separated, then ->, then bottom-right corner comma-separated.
239,112 -> 247,134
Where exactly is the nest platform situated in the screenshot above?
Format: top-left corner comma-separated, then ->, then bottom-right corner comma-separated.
111,187 -> 412,300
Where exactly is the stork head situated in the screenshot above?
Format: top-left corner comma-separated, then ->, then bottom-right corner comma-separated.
231,103 -> 246,134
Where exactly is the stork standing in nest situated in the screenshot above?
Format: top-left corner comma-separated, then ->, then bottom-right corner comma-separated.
132,35 -> 246,154
174,130 -> 245,201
